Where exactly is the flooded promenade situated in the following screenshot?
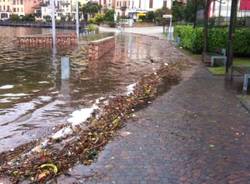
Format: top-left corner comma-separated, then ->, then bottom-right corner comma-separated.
0,27 -> 180,153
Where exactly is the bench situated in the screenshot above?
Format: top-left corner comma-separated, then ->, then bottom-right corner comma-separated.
231,66 -> 250,92
208,48 -> 227,67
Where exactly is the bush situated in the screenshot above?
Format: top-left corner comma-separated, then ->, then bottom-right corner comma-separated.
145,11 -> 155,22
88,13 -> 104,25
104,9 -> 115,22
174,25 -> 203,53
86,24 -> 98,32
10,14 -> 20,22
174,25 -> 250,56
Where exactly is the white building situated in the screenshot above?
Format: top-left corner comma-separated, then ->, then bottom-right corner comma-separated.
0,0 -> 12,19
41,0 -> 89,21
209,0 -> 250,18
114,0 -> 171,19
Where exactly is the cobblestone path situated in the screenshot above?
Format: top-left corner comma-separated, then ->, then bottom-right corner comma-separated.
54,57 -> 250,184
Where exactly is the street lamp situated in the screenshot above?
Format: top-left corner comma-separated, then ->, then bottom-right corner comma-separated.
75,0 -> 79,40
50,0 -> 56,47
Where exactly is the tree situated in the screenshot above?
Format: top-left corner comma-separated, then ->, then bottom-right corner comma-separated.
184,0 -> 203,26
154,7 -> 171,25
203,0 -> 212,57
172,1 -> 185,22
145,11 -> 155,22
226,0 -> 239,74
104,9 -> 115,22
80,2 -> 102,20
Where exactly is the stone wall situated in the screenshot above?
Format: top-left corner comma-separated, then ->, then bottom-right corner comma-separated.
88,36 -> 115,61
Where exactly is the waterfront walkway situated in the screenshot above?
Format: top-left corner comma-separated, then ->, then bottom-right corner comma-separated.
55,53 -> 250,183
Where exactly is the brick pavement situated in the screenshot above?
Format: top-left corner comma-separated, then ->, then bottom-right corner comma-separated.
54,60 -> 250,184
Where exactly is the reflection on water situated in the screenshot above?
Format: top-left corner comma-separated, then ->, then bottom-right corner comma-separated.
0,26 -> 181,152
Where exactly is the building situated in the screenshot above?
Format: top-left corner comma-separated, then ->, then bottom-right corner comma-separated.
113,0 -> 172,19
98,0 -> 115,9
209,0 -> 250,18
0,0 -> 13,19
0,0 -> 42,20
40,0 -> 90,21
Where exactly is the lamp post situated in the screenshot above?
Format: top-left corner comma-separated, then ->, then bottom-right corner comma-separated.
51,0 -> 56,47
76,0 -> 79,40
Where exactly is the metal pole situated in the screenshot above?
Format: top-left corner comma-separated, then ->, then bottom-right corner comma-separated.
76,0 -> 79,40
51,0 -> 56,47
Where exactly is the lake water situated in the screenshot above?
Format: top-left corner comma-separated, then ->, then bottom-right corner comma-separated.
0,26 -> 180,152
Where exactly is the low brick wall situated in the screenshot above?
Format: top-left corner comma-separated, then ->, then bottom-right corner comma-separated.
88,36 -> 115,60
16,33 -> 77,47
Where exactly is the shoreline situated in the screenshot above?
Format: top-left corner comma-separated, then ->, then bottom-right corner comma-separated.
0,22 -> 78,30
0,60 -> 191,183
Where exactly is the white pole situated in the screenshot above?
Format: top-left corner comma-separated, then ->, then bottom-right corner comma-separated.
167,0 -> 173,41
76,0 -> 79,40
51,0 -> 56,47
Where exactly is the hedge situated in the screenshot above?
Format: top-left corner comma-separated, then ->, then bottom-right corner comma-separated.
174,25 -> 250,56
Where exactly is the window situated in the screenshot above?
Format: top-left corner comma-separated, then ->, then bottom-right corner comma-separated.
149,0 -> 153,8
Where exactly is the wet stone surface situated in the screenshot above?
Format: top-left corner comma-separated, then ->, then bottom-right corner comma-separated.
55,63 -> 250,184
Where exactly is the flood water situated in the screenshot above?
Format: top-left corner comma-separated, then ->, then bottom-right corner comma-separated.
0,26 -> 180,152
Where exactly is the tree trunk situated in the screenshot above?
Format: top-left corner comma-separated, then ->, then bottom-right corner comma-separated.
203,0 -> 210,61
193,0 -> 198,28
226,0 -> 239,74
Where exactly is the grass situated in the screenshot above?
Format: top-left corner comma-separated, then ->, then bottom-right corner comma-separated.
208,58 -> 250,75
208,67 -> 226,75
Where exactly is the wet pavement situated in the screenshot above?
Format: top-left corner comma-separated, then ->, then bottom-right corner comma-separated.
55,59 -> 250,183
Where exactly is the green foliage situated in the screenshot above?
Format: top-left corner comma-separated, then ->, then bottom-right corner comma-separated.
22,14 -> 35,22
104,9 -> 115,22
144,11 -> 155,22
86,24 -> 98,32
175,25 -> 250,56
174,25 -> 203,53
184,0 -> 203,23
94,13 -> 104,24
10,14 -> 20,22
172,2 -> 185,22
9,14 -> 35,22
172,0 -> 203,23
81,1 -> 102,18
44,15 -> 51,23
154,7 -> 171,25
208,58 -> 250,75
88,13 -> 104,25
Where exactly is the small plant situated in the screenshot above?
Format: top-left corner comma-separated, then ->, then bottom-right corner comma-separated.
86,24 -> 98,32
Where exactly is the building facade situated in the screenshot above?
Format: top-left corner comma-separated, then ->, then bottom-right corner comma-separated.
113,0 -> 172,19
0,0 -> 42,20
209,0 -> 250,18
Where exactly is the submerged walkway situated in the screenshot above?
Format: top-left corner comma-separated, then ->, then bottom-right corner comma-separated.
56,56 -> 250,183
